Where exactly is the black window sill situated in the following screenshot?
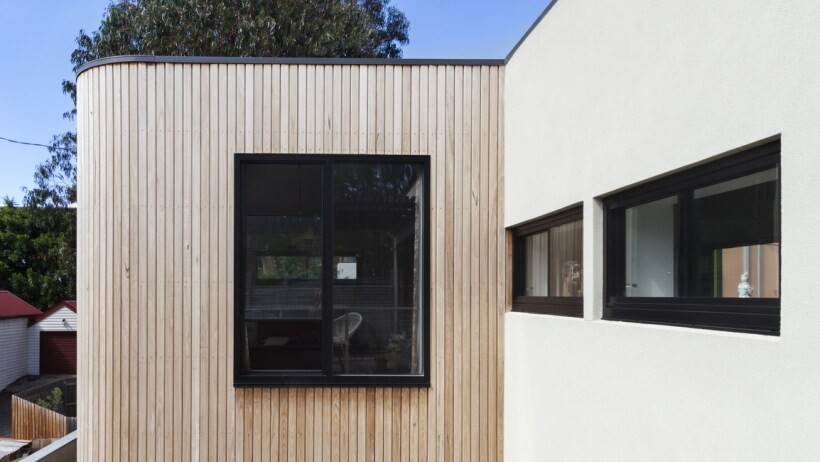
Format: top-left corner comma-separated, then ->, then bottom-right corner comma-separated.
235,373 -> 430,388
604,297 -> 780,335
511,296 -> 583,317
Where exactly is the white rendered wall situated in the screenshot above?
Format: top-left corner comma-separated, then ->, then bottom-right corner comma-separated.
0,318 -> 30,391
504,0 -> 820,460
28,306 -> 77,376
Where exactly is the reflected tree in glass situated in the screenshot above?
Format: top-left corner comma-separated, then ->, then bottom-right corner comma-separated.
332,163 -> 424,375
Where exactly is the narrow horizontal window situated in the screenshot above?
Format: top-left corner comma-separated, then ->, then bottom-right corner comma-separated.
512,206 -> 583,316
605,141 -> 780,334
235,154 -> 430,386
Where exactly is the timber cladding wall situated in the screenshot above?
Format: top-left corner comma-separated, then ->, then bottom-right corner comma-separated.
77,60 -> 505,461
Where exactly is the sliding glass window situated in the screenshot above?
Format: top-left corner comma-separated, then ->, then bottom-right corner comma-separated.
512,206 -> 583,316
605,141 -> 780,334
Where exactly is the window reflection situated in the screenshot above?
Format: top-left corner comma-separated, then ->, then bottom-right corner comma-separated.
243,164 -> 323,371
690,167 -> 779,298
332,163 -> 424,375
523,219 -> 583,297
622,167 -> 779,298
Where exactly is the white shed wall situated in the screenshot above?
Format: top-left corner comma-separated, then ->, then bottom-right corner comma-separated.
0,318 -> 30,391
28,307 -> 77,376
504,0 -> 820,460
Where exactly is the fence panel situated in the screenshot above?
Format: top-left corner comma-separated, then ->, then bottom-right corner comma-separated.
14,378 -> 76,417
11,395 -> 69,440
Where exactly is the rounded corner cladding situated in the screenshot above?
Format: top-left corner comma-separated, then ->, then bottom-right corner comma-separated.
74,55 -> 508,79
77,58 -> 506,459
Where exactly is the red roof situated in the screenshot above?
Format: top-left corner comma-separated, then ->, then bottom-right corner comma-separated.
32,300 -> 77,325
0,291 -> 43,319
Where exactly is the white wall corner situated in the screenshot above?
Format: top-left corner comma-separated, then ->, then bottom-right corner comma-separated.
584,197 -> 604,320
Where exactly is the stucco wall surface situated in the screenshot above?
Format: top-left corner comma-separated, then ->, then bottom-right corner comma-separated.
504,0 -> 820,460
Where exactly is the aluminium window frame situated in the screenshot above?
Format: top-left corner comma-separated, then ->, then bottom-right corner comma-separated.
234,154 -> 431,387
603,140 -> 781,335
511,205 -> 584,317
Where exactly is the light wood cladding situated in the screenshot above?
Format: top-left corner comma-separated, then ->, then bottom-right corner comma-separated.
77,61 -> 505,461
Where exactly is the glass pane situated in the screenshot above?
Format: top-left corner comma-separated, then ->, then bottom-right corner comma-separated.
625,196 -> 678,297
332,162 -> 424,375
719,244 -> 780,298
335,256 -> 358,280
690,168 -> 779,298
523,231 -> 549,296
243,163 -> 323,371
549,220 -> 583,297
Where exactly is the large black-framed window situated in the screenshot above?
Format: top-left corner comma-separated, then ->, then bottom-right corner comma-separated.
512,206 -> 583,317
604,141 -> 780,335
235,154 -> 430,387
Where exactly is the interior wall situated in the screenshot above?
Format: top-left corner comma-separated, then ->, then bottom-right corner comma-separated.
625,198 -> 676,297
77,61 -> 505,461
504,0 -> 820,460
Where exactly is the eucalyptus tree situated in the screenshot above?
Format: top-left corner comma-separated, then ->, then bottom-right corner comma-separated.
26,0 -> 409,207
18,0 -> 409,310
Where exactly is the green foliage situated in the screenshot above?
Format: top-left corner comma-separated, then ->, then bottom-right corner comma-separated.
258,255 -> 322,280
0,206 -> 76,309
26,0 -> 409,208
17,0 -> 409,308
36,387 -> 64,413
70,0 -> 409,67
23,131 -> 77,208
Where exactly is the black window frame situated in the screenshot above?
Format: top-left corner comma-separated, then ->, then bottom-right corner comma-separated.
234,154 -> 431,387
604,140 -> 781,335
512,205 -> 584,317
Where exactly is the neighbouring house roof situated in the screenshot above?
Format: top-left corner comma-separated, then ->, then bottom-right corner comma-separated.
31,300 -> 77,325
0,291 -> 42,319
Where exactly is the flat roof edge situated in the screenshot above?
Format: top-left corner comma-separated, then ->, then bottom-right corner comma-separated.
76,55 -> 506,76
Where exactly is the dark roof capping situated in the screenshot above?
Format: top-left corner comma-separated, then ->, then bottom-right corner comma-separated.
0,291 -> 43,319
76,0 -> 558,76
74,0 -> 561,75
75,55 -> 506,76
505,0 -> 560,63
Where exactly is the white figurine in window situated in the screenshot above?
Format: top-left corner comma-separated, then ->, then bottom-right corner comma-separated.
737,272 -> 754,298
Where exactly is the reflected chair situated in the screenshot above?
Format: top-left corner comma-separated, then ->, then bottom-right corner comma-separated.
333,312 -> 362,373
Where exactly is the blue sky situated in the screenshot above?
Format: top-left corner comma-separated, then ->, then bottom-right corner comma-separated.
0,0 -> 548,203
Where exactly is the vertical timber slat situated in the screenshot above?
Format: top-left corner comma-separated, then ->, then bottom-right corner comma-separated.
78,61 -> 506,462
